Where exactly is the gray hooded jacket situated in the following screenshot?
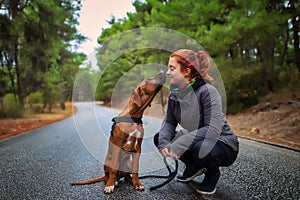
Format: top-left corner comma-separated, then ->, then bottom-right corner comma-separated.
158,80 -> 239,156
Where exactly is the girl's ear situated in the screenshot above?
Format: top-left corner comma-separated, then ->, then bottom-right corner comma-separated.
182,67 -> 191,77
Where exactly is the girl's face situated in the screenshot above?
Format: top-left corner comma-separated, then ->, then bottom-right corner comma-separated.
167,57 -> 190,86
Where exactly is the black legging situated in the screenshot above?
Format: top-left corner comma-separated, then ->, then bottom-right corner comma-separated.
154,133 -> 238,175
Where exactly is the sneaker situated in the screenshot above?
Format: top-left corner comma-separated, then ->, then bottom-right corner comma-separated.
196,171 -> 220,195
176,165 -> 207,182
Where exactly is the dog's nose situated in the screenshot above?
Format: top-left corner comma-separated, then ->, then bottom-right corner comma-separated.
160,69 -> 166,75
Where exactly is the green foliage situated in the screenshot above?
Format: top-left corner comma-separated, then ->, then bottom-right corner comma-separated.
0,0 -> 86,108
215,58 -> 259,113
3,93 -> 24,118
1,0 -> 298,115
41,67 -> 66,113
226,72 -> 261,114
26,92 -> 44,105
73,64 -> 97,101
25,92 -> 44,113
95,0 -> 299,113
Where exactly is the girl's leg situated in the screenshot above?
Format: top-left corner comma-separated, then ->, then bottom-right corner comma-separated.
193,139 -> 238,195
193,139 -> 224,175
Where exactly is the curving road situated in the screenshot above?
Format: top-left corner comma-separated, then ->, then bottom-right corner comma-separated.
0,102 -> 299,200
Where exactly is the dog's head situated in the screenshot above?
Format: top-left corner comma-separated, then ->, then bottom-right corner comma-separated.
129,70 -> 166,117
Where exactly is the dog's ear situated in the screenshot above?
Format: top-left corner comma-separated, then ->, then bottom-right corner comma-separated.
133,88 -> 142,108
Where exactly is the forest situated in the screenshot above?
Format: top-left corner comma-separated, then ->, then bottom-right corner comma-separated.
95,0 -> 299,113
0,0 -> 86,117
0,0 -> 299,118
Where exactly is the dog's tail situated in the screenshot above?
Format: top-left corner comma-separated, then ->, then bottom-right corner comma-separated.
71,176 -> 107,185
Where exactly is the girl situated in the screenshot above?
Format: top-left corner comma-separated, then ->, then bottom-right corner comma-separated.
154,49 -> 239,195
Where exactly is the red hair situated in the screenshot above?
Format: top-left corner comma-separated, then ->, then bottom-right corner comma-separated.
170,49 -> 213,81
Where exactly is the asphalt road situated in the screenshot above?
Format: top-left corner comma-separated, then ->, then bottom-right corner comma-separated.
1,102 -> 299,200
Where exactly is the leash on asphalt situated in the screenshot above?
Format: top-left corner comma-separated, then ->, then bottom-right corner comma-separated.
139,157 -> 178,191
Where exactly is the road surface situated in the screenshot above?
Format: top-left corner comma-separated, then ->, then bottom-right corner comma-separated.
1,102 -> 299,200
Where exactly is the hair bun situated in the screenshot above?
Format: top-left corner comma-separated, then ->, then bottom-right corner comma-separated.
196,51 -> 213,81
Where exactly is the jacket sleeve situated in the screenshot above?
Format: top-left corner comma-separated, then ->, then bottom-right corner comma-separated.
170,85 -> 224,156
157,94 -> 178,151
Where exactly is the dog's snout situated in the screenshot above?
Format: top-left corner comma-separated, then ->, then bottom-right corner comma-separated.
156,69 -> 166,85
160,69 -> 166,75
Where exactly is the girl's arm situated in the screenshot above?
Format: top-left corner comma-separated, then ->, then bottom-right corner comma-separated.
157,94 -> 178,151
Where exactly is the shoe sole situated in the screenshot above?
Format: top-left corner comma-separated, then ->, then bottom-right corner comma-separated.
176,169 -> 204,182
196,187 -> 216,195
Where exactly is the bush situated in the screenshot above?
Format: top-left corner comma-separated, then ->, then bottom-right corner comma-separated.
227,102 -> 244,115
26,92 -> 43,107
25,92 -> 44,113
3,93 -> 24,118
32,105 -> 43,113
226,69 -> 262,114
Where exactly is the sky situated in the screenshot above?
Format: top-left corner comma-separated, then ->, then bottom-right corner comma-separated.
77,0 -> 136,56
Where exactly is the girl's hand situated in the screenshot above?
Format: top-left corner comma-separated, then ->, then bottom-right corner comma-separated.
160,148 -> 180,160
169,148 -> 180,160
160,148 -> 170,157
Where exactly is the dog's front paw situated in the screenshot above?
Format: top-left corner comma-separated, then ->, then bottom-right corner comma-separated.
134,182 -> 145,191
104,185 -> 115,194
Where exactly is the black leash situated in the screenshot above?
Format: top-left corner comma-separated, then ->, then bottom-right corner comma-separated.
139,157 -> 178,191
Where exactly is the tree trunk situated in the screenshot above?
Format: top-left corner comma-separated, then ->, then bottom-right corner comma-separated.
3,52 -> 18,103
279,21 -> 289,66
290,0 -> 300,77
10,0 -> 24,105
14,40 -> 24,105
257,38 -> 276,93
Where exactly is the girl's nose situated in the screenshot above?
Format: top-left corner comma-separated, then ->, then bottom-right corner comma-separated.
166,68 -> 171,75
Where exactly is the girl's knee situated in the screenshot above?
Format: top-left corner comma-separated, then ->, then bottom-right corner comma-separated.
193,139 -> 217,159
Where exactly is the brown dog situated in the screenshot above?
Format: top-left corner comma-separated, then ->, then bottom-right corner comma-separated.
71,71 -> 166,194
